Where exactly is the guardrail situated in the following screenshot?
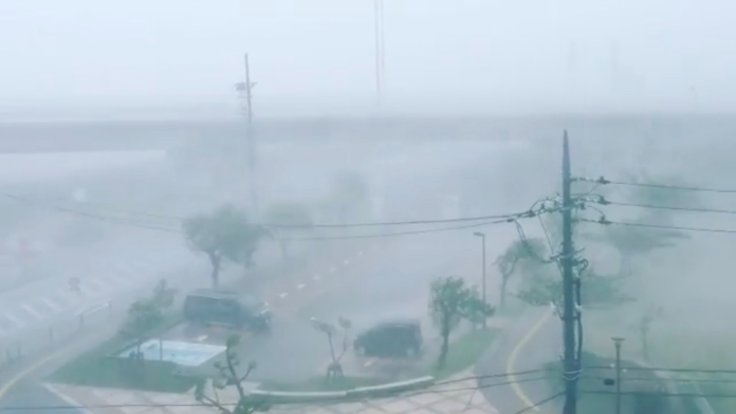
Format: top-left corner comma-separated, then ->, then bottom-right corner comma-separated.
249,376 -> 436,404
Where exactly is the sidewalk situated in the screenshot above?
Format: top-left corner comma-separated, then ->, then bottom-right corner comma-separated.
48,372 -> 499,414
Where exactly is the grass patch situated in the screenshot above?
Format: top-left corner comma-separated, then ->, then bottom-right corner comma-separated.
429,329 -> 497,379
50,317 -> 197,393
543,352 -> 684,414
261,376 -> 388,392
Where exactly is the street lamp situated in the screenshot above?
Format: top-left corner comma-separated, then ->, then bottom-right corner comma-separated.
611,337 -> 626,414
473,232 -> 487,328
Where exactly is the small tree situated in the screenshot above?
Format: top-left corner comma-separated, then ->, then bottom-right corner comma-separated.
495,238 -> 546,308
638,306 -> 663,361
462,286 -> 496,329
264,202 -> 313,263
515,266 -> 633,308
430,277 -> 494,368
311,317 -> 352,381
183,205 -> 264,287
121,279 -> 177,359
152,279 -> 176,311
124,299 -> 163,358
195,335 -> 267,413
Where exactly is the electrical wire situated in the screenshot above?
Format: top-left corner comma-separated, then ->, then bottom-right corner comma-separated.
602,200 -> 736,216
280,218 -> 515,241
0,191 -> 562,240
576,176 -> 736,194
265,211 -> 532,229
0,375 -> 554,411
1,193 -> 181,233
581,375 -> 736,385
434,368 -> 554,387
579,217 -> 736,235
586,365 -> 736,375
281,205 -> 562,241
402,375 -> 552,398
580,390 -> 736,399
512,391 -> 564,414
1,191 -> 544,230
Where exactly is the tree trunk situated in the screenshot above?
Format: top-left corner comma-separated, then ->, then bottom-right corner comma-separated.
327,333 -> 337,364
438,329 -> 450,368
209,253 -> 221,287
500,275 -> 509,308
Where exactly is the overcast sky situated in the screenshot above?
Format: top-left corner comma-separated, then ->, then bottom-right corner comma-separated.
1,0 -> 735,118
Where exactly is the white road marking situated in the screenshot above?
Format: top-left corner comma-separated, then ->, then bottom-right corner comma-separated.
279,292 -> 289,299
343,259 -> 350,265
297,283 -> 306,290
20,304 -> 44,321
196,335 -> 208,342
40,297 -> 63,312
358,251 -> 364,256
329,267 -> 336,273
313,274 -> 321,281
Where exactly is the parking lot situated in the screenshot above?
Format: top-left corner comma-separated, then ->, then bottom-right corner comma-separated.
155,231 -> 487,385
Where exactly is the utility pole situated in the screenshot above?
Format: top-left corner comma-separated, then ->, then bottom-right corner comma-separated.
612,337 -> 625,414
373,0 -> 385,103
561,131 -> 578,414
473,232 -> 487,328
241,53 -> 258,212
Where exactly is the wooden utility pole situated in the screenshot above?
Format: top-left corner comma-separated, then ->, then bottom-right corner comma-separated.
561,131 -> 579,414
243,53 -> 258,212
373,0 -> 385,102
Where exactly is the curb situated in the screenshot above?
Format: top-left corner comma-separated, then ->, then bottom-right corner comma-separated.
249,376 -> 435,404
44,383 -> 93,414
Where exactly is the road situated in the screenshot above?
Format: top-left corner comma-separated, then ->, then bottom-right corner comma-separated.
231,232 -> 480,382
476,308 -> 564,414
0,131 -> 551,412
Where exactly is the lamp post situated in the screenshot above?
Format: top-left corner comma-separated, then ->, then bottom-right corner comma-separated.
473,232 -> 487,328
612,337 -> 625,414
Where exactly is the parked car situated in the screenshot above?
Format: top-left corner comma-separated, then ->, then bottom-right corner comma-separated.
183,289 -> 271,332
354,320 -> 423,358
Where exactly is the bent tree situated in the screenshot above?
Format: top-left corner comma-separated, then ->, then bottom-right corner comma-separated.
183,205 -> 264,287
430,276 -> 494,368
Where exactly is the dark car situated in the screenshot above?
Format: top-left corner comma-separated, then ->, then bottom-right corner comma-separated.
183,289 -> 271,332
354,320 -> 423,358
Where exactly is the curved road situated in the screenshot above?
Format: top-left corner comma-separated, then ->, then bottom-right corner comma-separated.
478,308 -> 564,414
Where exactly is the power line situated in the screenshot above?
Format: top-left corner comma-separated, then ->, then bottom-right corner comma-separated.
403,375 -> 552,398
280,206 -> 561,241
513,391 -> 565,414
435,368 -> 554,387
0,190 -> 558,240
281,218 -> 514,241
580,217 -> 736,235
587,365 -> 736,375
582,375 -> 736,385
581,390 -> 736,399
1,193 -> 181,234
2,190 -> 545,230
266,211 -> 529,229
0,375 -> 553,411
576,176 -> 736,194
594,197 -> 736,216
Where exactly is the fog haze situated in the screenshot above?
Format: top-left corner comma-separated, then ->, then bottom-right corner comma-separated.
2,0 -> 736,118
